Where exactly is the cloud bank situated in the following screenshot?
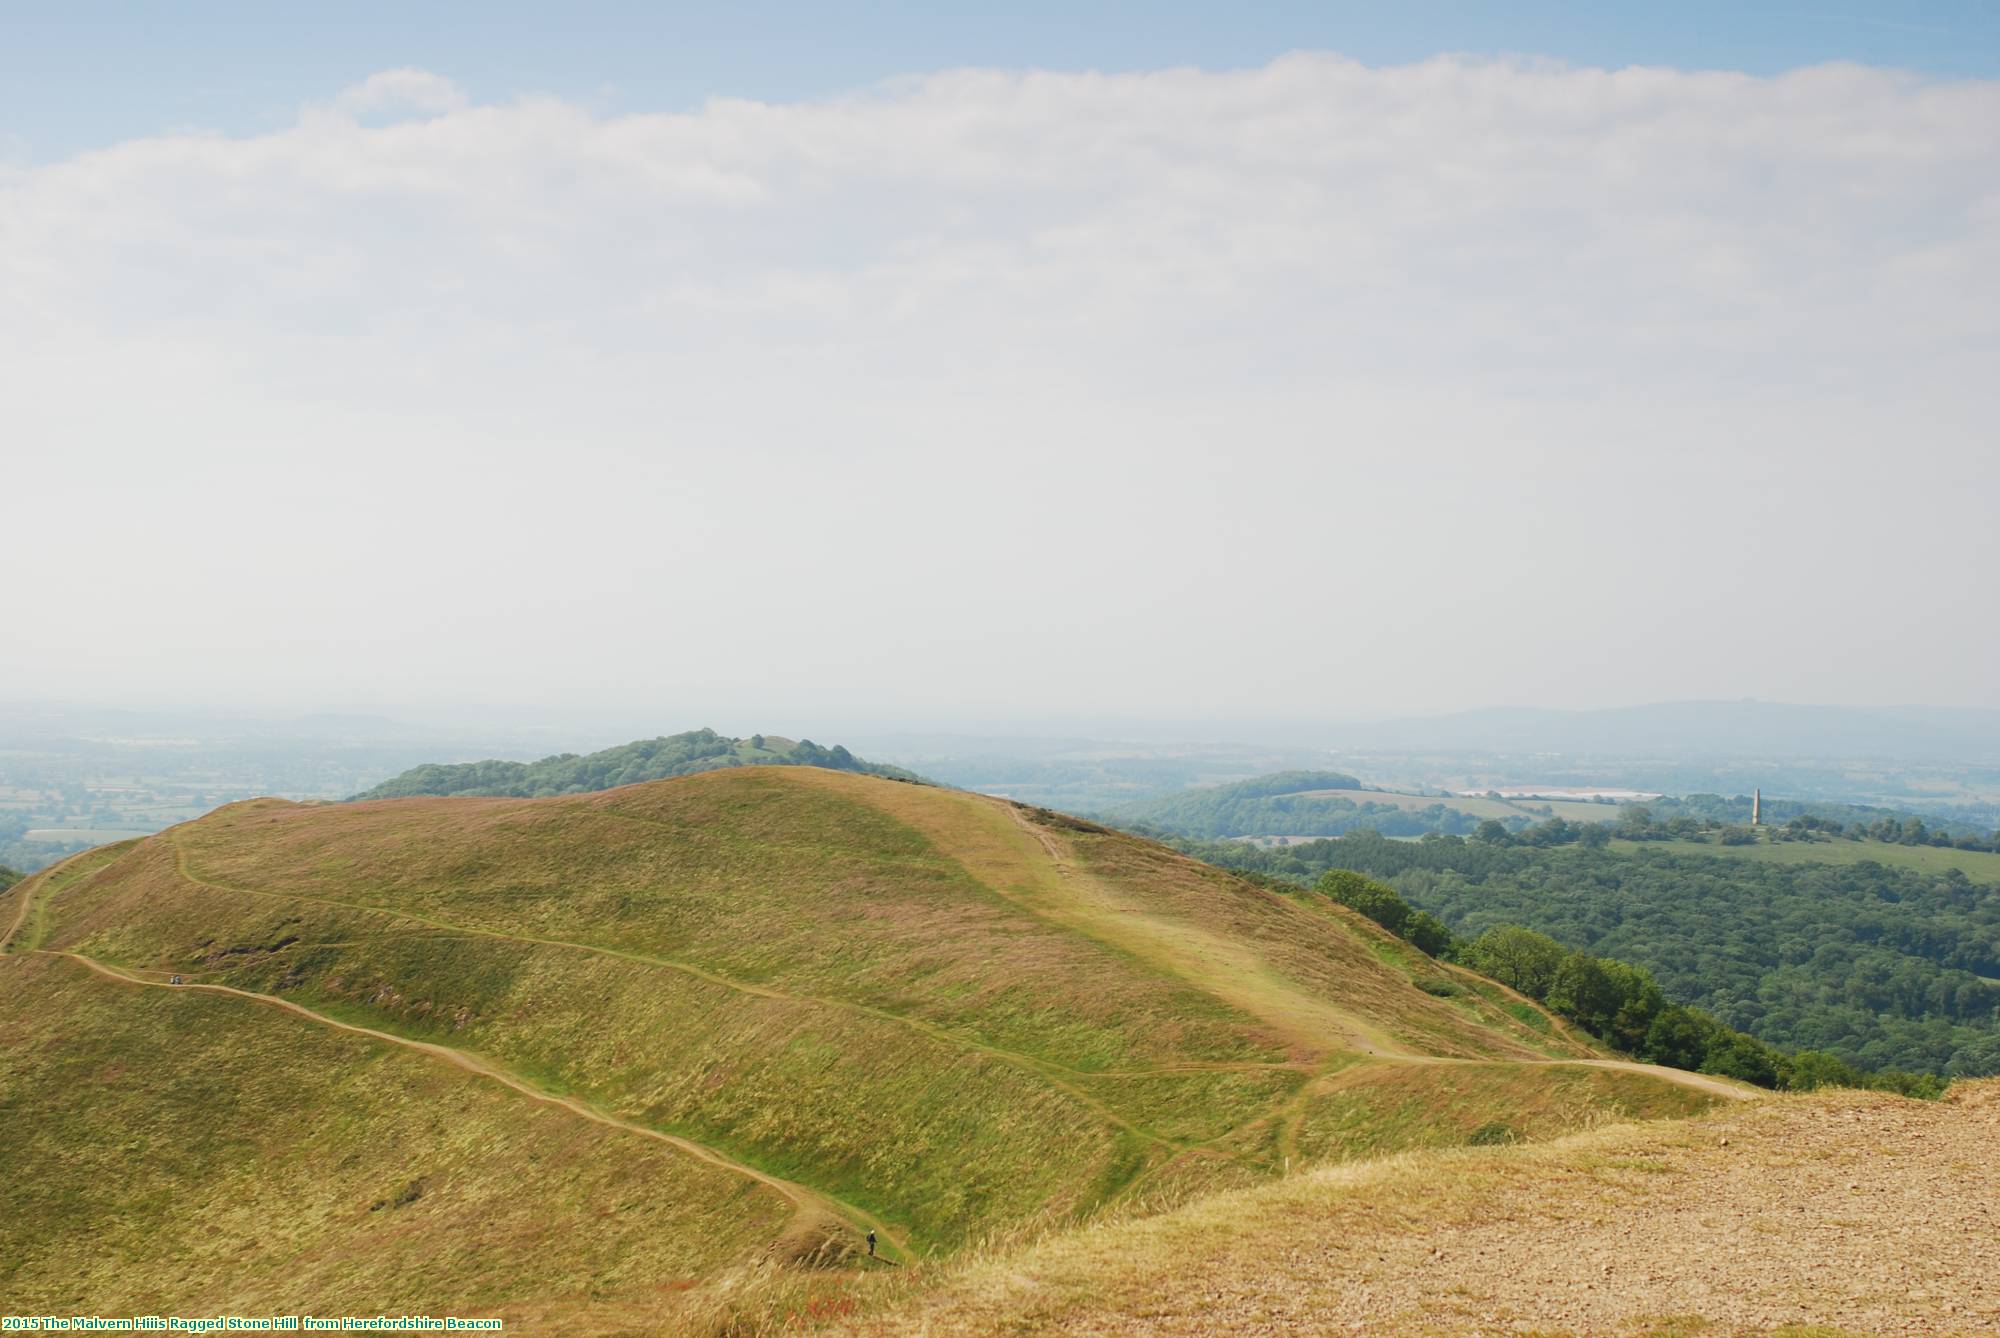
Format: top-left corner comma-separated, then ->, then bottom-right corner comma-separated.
4,56 -> 1996,720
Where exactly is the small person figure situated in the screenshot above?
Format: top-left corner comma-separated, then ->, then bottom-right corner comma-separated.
866,1229 -> 877,1258
170,975 -> 184,986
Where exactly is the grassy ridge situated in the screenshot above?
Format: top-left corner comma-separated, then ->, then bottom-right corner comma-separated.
6,766 -> 1729,1320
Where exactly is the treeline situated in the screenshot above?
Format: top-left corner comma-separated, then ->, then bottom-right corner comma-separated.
1140,826 -> 2000,1078
1611,803 -> 2000,852
0,865 -> 18,894
1641,793 -> 2000,847
1315,869 -> 1946,1098
356,729 -> 916,800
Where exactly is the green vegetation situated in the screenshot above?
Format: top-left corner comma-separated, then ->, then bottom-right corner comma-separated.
1634,793 -> 2000,849
1160,827 -> 2000,1077
4,766 -> 1729,1322
1613,834 -> 2000,880
1317,868 -> 1452,956
0,865 -> 18,894
1111,770 -> 2000,855
1103,770 -> 1507,839
0,953 -> 793,1328
356,728 -> 917,799
1305,869 -> 1942,1096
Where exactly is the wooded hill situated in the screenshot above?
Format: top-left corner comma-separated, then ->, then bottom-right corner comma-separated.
355,727 -> 917,799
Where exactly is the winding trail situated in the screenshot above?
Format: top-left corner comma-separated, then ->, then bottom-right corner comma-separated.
0,844 -> 134,954
160,838 -> 1223,1152
40,947 -> 911,1263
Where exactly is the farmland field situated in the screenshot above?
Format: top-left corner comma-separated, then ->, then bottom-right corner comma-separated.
1292,788 -> 1622,826
1611,837 -> 2000,881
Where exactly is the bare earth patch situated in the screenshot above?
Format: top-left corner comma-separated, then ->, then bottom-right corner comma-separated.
841,1082 -> 1999,1336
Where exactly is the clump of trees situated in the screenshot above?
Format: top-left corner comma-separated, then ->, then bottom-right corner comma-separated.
1310,869 -> 1949,1098
1318,869 -> 1453,956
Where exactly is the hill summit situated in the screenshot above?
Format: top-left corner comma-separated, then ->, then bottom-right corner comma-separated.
1,765 -> 1734,1329
355,726 -> 916,799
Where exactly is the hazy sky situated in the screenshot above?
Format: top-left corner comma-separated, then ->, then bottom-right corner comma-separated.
5,9 -> 1997,726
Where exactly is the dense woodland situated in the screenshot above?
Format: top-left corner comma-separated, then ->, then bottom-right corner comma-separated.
1152,822 -> 2000,1078
1304,868 -> 1944,1097
357,729 -> 914,799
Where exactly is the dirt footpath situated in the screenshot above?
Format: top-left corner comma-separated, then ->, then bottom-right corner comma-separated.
849,1081 -> 1999,1336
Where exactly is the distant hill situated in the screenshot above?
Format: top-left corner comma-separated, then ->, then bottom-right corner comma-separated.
1101,769 -> 1501,839
1327,700 -> 2000,763
354,727 -> 919,799
0,767 -> 1723,1326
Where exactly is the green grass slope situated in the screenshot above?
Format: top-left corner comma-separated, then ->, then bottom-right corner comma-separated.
0,952 -> 795,1331
1,767 -> 1731,1326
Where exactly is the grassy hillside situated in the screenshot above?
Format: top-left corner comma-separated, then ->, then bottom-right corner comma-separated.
355,727 -> 917,799
0,952 -> 796,1331
1,767 -> 1730,1326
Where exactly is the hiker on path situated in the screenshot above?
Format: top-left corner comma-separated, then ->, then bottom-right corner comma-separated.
867,1230 -> 877,1258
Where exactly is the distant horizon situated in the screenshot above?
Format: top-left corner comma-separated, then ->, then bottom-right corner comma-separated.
5,693 -> 1999,744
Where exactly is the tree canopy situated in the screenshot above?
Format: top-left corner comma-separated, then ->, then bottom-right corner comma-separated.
356,729 -> 918,800
1144,826 -> 2000,1078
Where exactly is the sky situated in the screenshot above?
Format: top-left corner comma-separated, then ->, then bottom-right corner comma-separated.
3,5 -> 1997,729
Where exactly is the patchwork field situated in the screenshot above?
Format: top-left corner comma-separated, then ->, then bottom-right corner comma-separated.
1612,836 -> 2000,881
1294,787 -> 1623,825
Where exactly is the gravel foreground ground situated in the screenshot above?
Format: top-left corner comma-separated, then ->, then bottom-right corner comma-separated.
843,1080 -> 1999,1336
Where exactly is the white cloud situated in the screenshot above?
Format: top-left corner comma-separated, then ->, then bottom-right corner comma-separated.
2,56 -> 1995,718
330,68 -> 471,119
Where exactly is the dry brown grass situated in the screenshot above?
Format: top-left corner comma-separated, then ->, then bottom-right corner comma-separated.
8,767 -> 1741,1327
828,1081 -> 2000,1336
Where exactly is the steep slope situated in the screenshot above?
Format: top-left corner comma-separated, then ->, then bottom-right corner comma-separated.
0,767 -> 1731,1326
0,952 -> 798,1328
